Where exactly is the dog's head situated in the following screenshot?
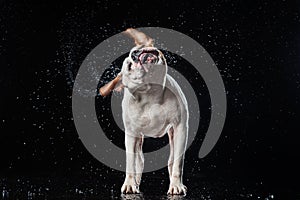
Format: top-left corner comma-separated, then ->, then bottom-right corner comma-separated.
121,45 -> 167,93
99,29 -> 168,96
119,29 -> 167,93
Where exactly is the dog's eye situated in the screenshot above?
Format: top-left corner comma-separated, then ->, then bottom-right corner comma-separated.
128,63 -> 132,71
131,50 -> 141,63
131,53 -> 138,62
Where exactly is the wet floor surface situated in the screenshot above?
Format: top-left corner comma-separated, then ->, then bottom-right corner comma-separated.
1,173 -> 297,200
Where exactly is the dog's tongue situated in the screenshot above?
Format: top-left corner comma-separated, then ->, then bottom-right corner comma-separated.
139,52 -> 157,64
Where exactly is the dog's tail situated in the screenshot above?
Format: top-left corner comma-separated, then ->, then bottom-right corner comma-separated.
125,28 -> 153,47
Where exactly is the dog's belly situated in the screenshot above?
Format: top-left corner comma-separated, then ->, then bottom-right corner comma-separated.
127,104 -> 170,137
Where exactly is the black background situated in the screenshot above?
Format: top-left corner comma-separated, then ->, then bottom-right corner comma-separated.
1,0 -> 300,199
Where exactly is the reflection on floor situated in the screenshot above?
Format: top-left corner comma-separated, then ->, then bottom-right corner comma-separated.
0,173 -> 295,199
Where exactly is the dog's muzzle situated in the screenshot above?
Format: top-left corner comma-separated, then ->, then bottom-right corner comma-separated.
131,49 -> 159,64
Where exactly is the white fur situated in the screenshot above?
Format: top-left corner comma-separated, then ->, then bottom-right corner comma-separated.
120,46 -> 188,195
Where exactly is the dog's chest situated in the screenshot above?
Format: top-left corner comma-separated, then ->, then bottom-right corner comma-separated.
126,102 -> 168,136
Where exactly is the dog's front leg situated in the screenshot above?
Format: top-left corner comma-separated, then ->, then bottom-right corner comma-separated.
168,127 -> 174,179
135,136 -> 144,186
121,132 -> 140,194
167,123 -> 188,195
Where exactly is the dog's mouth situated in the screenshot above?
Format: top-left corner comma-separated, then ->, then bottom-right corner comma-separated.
131,49 -> 159,64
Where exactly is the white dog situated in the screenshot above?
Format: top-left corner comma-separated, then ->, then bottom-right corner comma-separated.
102,29 -> 189,195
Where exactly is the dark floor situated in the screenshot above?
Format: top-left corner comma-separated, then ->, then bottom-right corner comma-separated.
1,173 -> 298,200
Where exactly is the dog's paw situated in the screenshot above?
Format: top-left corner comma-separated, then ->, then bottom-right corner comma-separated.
121,184 -> 140,194
167,184 -> 187,195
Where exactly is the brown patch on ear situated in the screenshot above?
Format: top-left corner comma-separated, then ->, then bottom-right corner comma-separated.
99,74 -> 122,96
125,28 -> 154,47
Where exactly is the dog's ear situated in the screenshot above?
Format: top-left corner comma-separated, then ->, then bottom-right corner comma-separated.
125,28 -> 154,47
99,74 -> 123,96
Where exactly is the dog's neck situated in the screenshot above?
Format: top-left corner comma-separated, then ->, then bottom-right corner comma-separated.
127,84 -> 165,104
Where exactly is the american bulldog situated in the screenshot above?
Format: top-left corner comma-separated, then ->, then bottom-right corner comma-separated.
100,28 -> 189,195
